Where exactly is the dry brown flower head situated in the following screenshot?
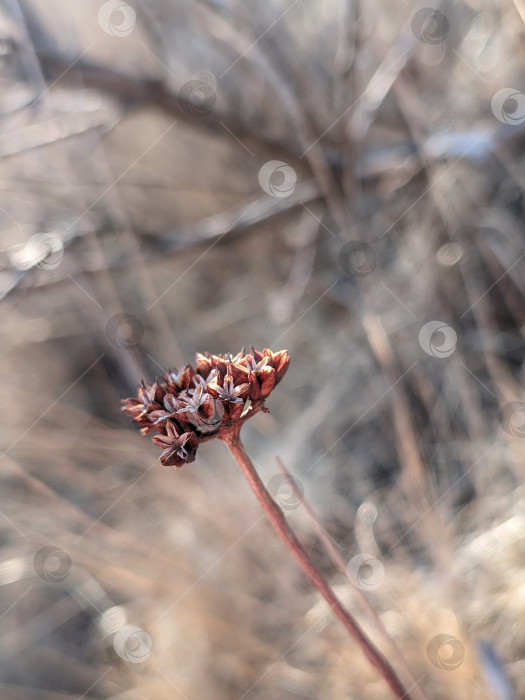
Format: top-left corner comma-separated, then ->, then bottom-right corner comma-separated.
122,347 -> 290,467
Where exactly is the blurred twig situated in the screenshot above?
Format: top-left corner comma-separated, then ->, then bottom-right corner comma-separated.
0,180 -> 321,299
361,313 -> 451,570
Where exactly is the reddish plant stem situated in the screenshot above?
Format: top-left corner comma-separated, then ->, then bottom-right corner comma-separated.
222,428 -> 410,700
274,456 -> 427,700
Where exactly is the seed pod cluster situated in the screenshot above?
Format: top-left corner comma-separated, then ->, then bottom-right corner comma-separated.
122,347 -> 290,467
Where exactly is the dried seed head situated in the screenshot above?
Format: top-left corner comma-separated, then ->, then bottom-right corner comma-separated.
152,421 -> 199,467
122,347 -> 290,468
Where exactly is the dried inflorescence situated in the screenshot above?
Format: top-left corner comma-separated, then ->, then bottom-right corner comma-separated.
122,347 -> 290,468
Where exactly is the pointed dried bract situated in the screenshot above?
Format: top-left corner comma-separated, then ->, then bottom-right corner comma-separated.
207,371 -> 249,403
256,365 -> 276,397
122,347 -> 290,468
267,349 -> 290,383
164,365 -> 194,392
151,421 -> 199,467
195,353 -> 213,378
177,384 -> 208,415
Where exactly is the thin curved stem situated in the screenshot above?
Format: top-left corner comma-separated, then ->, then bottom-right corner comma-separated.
274,455 -> 427,700
222,428 -> 410,699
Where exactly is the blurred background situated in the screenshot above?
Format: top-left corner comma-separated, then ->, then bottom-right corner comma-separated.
1,0 -> 525,698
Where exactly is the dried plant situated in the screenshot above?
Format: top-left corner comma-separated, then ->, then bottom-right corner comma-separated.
122,347 -> 290,465
123,347 -> 410,698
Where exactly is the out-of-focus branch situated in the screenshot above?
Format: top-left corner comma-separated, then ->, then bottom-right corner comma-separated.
0,180 -> 322,298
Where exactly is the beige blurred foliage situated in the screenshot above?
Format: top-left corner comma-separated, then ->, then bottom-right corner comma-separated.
1,0 -> 525,698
